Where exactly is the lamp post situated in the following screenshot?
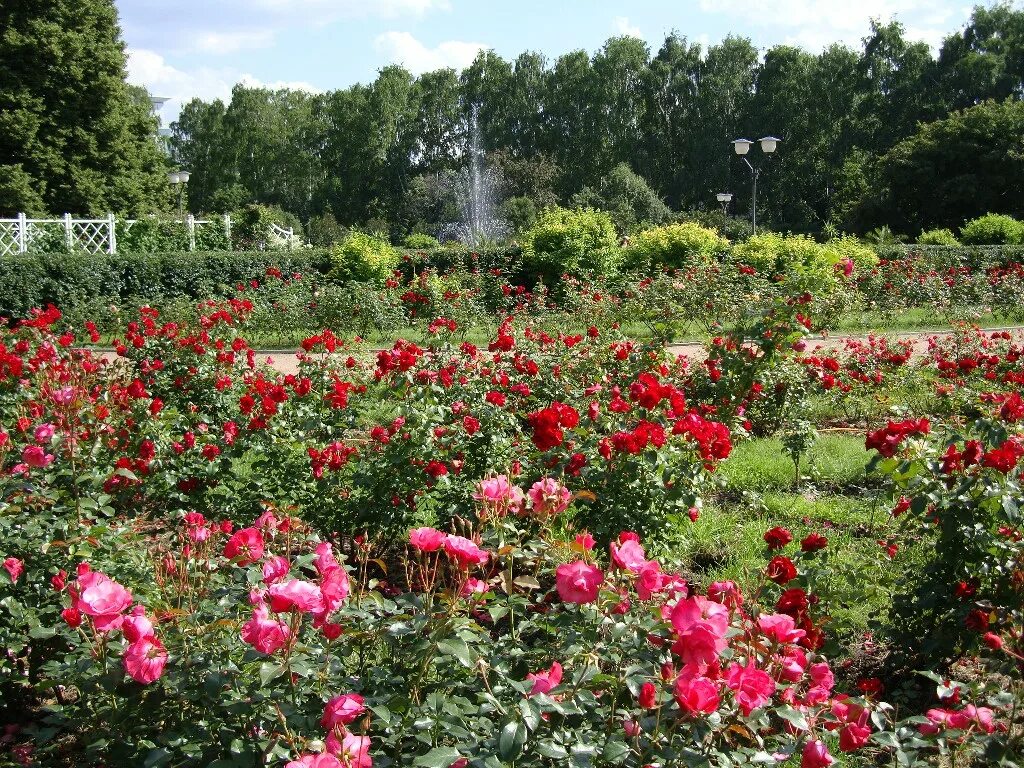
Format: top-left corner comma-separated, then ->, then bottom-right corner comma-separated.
715,192 -> 733,217
731,136 -> 779,235
167,170 -> 191,218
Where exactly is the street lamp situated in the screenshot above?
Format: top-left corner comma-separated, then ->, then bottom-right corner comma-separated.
167,170 -> 191,218
716,192 -> 733,216
731,136 -> 780,234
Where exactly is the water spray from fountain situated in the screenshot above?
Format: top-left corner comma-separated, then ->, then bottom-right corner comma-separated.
439,104 -> 510,247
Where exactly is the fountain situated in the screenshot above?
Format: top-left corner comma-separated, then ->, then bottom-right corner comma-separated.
438,105 -> 510,247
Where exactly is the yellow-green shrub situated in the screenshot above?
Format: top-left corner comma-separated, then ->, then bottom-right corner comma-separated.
330,231 -> 400,283
521,206 -> 618,279
625,222 -> 728,270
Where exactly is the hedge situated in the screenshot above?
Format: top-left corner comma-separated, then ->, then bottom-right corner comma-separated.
0,247 -> 526,319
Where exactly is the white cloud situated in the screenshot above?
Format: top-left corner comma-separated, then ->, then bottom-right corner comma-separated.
126,48 -> 320,124
698,0 -> 966,51
373,31 -> 488,74
192,30 -> 275,55
613,16 -> 643,38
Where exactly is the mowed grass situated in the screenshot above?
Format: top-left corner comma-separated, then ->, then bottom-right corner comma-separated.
663,433 -> 917,649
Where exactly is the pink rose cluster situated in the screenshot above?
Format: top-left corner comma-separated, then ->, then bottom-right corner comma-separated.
286,693 -> 372,768
61,564 -> 167,684
473,475 -> 572,519
242,540 -> 351,654
547,530 -> 883,767
408,527 -> 489,569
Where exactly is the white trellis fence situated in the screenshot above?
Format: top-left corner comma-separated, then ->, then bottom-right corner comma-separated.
0,213 -> 296,256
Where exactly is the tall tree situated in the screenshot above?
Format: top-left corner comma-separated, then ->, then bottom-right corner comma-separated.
0,0 -> 168,215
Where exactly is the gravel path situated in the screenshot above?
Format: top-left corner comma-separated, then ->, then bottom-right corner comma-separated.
90,326 -> 1024,378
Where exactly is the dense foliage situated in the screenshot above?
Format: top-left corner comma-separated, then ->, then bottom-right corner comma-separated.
164,7 -> 1024,239
0,0 -> 169,216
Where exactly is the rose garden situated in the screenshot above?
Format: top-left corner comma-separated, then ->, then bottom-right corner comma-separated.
4,2 -> 1024,765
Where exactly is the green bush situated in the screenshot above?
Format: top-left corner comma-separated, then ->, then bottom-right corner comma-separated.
403,233 -> 440,250
624,222 -> 728,270
521,206 -> 617,280
960,213 -> 1024,245
917,228 -> 960,246
0,249 -> 334,319
331,231 -> 400,283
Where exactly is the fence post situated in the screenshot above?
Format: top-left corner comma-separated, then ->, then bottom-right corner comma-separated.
107,213 -> 117,255
223,213 -> 232,249
187,214 -> 196,251
17,212 -> 27,253
64,213 -> 73,252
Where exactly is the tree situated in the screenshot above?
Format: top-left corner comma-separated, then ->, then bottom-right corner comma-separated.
0,0 -> 168,215
854,100 -> 1024,234
571,163 -> 670,234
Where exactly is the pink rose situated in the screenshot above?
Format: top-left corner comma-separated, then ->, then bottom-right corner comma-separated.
314,542 -> 341,575
122,605 -> 154,643
839,723 -> 872,751
241,606 -> 291,654
527,478 -> 572,517
33,423 -> 55,443
461,577 -> 488,597
123,635 -> 168,684
610,538 -> 648,572
443,535 -> 489,568
319,566 -> 350,615
262,556 -> 290,584
223,527 -> 264,566
674,673 -> 720,715
670,596 -> 729,664
3,557 -> 24,583
555,561 -> 603,604
801,739 -> 834,768
335,733 -> 372,768
474,475 -> 526,516
268,579 -> 324,613
409,527 -> 445,552
635,561 -> 666,600
77,571 -> 133,631
286,753 -> 343,768
757,613 -> 806,644
321,693 -> 366,729
526,661 -> 563,696
22,445 -> 53,468
573,532 -> 595,551
725,661 -> 775,716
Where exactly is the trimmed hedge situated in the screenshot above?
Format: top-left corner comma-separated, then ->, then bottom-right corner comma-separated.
0,247 -> 527,319
0,250 -> 332,318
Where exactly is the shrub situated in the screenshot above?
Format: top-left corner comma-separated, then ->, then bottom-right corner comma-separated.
521,206 -> 617,280
960,213 -> 1024,245
402,233 -> 440,250
624,222 -> 728,270
330,232 -> 400,283
917,228 -> 959,246
306,212 -> 348,247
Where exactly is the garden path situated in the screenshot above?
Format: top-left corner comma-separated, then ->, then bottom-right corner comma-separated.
242,325 -> 1024,376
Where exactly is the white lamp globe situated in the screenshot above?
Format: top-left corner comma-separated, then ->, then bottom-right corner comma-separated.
167,171 -> 181,184
178,170 -> 191,183
759,136 -> 781,154
732,138 -> 752,155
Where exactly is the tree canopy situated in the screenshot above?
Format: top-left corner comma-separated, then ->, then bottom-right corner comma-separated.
0,0 -> 169,216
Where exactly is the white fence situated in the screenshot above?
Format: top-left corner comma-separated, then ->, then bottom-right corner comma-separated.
0,214 -> 296,256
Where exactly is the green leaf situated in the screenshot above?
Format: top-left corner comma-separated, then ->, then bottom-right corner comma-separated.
259,661 -> 285,686
497,720 -> 527,761
437,638 -> 475,668
413,746 -> 463,768
600,738 -> 630,764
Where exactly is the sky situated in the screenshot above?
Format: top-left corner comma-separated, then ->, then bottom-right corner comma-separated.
118,0 -> 979,124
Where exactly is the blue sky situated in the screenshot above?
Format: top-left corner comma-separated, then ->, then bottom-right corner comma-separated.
119,0 -> 978,124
